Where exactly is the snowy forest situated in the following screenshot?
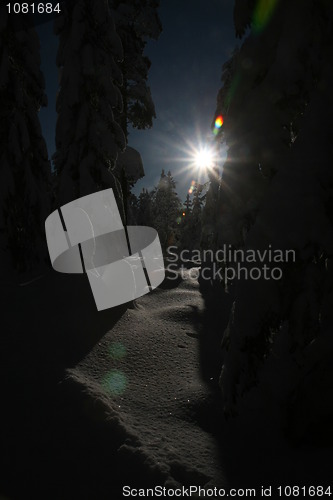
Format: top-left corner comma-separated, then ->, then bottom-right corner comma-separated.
1,0 -> 333,498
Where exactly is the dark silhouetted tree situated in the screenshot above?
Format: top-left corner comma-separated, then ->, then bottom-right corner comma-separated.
183,193 -> 192,217
0,9 -> 51,279
151,170 -> 182,250
181,183 -> 206,252
53,0 -> 126,217
136,187 -> 153,226
110,0 -> 162,223
110,0 -> 162,138
208,0 -> 333,433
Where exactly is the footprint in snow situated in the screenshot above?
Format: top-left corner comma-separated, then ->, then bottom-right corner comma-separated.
185,331 -> 200,339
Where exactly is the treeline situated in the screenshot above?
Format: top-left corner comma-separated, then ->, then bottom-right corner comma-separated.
128,169 -> 206,253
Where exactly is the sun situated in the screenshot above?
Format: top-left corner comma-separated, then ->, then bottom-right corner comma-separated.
195,148 -> 214,169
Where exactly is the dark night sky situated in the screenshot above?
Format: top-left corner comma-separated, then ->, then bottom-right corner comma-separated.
37,0 -> 236,201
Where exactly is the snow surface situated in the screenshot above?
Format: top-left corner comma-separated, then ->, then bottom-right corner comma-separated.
65,269 -> 333,493
68,269 -> 226,489
1,268 -> 333,498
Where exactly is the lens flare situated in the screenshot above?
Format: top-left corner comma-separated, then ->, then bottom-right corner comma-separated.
213,114 -> 224,136
215,115 -> 223,128
188,180 -> 196,194
102,370 -> 127,396
253,0 -> 279,34
108,341 -> 126,360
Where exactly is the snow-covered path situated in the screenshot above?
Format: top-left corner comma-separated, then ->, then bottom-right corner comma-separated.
64,268 -> 333,496
68,270 -> 227,489
2,268 -> 333,498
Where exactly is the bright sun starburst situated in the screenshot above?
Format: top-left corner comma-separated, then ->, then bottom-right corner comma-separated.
151,125 -> 222,193
195,148 -> 214,169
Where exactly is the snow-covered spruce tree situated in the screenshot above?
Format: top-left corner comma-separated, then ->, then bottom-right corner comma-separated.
201,164 -> 222,251
151,170 -> 182,251
192,182 -> 205,215
109,0 -> 162,138
183,193 -> 192,217
113,145 -> 144,223
126,191 -> 138,224
209,0 -> 333,426
0,8 -> 51,280
109,0 -> 161,223
179,194 -> 191,252
179,193 -> 192,250
53,0 -> 126,217
136,187 -> 153,226
181,183 -> 205,252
